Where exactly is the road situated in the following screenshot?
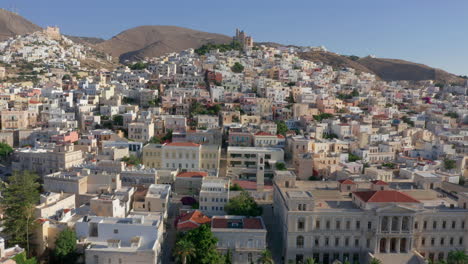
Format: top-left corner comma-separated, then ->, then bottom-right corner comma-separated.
161,195 -> 183,264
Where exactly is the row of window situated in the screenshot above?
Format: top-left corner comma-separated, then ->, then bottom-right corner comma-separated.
200,205 -> 224,211
200,197 -> 227,203
420,236 -> 463,247
296,235 -> 367,248
297,219 -> 370,231
416,220 -> 465,230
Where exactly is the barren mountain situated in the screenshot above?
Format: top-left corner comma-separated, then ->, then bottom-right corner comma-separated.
357,57 -> 463,83
96,25 -> 231,62
299,50 -> 372,75
0,9 -> 41,41
298,50 -> 463,84
0,9 -> 463,82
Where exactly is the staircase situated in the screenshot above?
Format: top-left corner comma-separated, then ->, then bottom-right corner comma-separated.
371,253 -> 425,264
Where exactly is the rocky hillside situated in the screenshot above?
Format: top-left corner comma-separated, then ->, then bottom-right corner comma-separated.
0,9 -> 41,41
96,25 -> 231,62
299,50 -> 463,84
357,57 -> 463,83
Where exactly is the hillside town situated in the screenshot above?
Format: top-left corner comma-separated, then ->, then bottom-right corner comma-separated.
0,26 -> 467,264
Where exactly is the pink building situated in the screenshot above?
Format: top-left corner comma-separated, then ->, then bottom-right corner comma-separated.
51,131 -> 79,144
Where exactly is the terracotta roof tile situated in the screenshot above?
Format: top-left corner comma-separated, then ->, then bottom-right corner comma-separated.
243,218 -> 263,229
371,180 -> 389,185
338,179 -> 356,185
177,210 -> 211,231
353,190 -> 420,203
254,132 -> 273,136
177,171 -> 208,178
166,142 -> 200,147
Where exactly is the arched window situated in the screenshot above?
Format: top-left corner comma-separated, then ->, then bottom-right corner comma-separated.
297,235 -> 304,248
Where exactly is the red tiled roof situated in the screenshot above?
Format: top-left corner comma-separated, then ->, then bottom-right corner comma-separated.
243,218 -> 263,229
371,180 -> 389,186
212,218 -> 229,228
166,142 -> 200,147
277,134 -> 285,138
232,180 -> 273,190
177,210 -> 211,231
177,171 -> 208,178
338,179 -> 356,185
254,132 -> 274,136
353,190 -> 420,203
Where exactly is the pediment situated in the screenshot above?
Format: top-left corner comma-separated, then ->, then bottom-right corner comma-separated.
376,204 -> 418,214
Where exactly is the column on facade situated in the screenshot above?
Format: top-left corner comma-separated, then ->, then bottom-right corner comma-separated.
387,216 -> 391,231
385,237 -> 390,253
398,217 -> 403,232
396,238 -> 401,253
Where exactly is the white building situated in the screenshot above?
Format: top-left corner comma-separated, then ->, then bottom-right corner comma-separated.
199,177 -> 230,216
76,213 -> 164,264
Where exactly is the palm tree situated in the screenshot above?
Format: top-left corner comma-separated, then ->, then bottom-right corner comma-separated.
174,239 -> 195,264
369,258 -> 382,264
448,250 -> 468,264
257,249 -> 274,264
304,258 -> 317,264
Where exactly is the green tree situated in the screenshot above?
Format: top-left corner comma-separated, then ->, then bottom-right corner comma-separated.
369,257 -> 382,264
121,155 -> 142,165
313,113 -> 334,122
444,159 -> 456,170
12,252 -> 37,264
257,249 -> 273,264
231,62 -> 244,73
448,250 -> 468,264
229,183 -> 243,191
0,171 -> 40,252
178,224 -> 223,264
445,112 -> 459,119
348,153 -> 361,162
401,116 -> 415,127
323,133 -> 338,139
275,162 -> 287,171
276,120 -> 288,136
161,129 -> 173,142
224,191 -> 262,216
129,62 -> 147,70
149,136 -> 162,144
382,162 -> 396,169
112,115 -> 124,126
224,249 -> 233,264
304,257 -> 317,264
174,239 -> 196,264
53,228 -> 77,264
0,142 -> 13,159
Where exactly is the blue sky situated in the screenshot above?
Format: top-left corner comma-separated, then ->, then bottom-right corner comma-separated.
3,0 -> 467,75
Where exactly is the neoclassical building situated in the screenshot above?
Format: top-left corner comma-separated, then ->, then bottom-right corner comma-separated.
273,173 -> 468,264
